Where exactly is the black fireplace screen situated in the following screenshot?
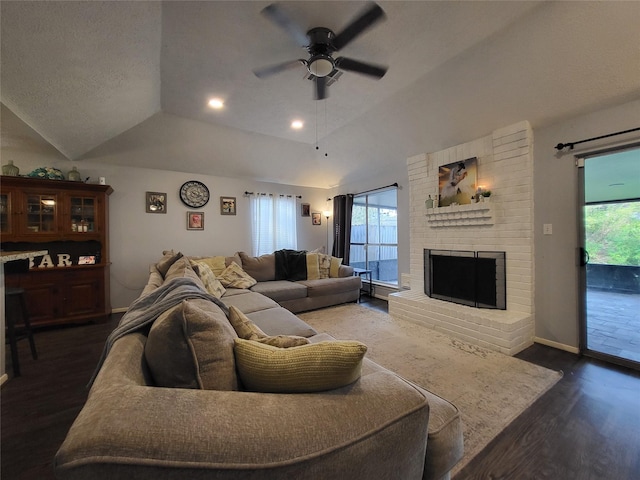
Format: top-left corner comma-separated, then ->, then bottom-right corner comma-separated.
424,249 -> 506,309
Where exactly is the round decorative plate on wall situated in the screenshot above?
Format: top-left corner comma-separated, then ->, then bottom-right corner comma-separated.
179,180 -> 210,208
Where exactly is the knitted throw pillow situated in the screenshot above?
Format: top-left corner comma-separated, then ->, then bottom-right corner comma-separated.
234,338 -> 367,393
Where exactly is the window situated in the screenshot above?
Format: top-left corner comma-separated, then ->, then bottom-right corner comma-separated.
250,194 -> 297,256
349,188 -> 398,285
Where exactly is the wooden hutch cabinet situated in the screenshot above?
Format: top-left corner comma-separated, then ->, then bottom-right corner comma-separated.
1,176 -> 113,327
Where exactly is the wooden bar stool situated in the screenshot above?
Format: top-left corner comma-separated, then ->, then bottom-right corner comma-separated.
5,287 -> 38,377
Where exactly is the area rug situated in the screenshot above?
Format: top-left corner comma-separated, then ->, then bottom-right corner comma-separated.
298,304 -> 563,476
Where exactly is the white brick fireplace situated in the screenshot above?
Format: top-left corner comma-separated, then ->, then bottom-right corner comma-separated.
389,121 -> 534,355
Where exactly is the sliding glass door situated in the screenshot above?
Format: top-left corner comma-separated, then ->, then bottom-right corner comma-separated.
350,188 -> 398,285
579,146 -> 640,368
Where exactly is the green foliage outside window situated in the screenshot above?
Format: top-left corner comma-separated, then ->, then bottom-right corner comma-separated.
585,201 -> 640,266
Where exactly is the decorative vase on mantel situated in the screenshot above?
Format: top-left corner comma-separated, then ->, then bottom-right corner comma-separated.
425,195 -> 434,209
67,166 -> 81,182
2,160 -> 19,176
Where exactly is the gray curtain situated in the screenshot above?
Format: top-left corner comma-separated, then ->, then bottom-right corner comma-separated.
331,194 -> 353,264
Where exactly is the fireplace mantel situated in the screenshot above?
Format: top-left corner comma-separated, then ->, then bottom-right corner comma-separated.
425,203 -> 494,227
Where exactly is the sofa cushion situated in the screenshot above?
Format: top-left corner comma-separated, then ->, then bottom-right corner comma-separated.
164,257 -> 207,291
221,290 -> 279,314
299,276 -> 362,297
250,280 -> 308,302
234,338 -> 367,393
191,260 -> 226,298
190,255 -> 241,275
217,262 -> 257,289
228,306 -> 309,348
246,306 -> 317,337
156,251 -> 183,278
238,252 -> 276,282
144,299 -> 239,391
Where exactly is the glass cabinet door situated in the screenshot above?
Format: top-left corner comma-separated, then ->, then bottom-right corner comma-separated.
69,196 -> 96,233
26,193 -> 58,234
0,192 -> 10,235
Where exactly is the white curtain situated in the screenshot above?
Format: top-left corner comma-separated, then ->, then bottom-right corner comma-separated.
251,194 -> 297,256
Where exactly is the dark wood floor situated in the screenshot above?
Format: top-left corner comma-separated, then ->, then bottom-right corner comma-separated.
3,299 -> 640,480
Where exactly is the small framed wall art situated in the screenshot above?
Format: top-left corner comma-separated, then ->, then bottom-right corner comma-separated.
301,203 -> 310,217
187,211 -> 204,230
146,192 -> 167,213
220,196 -> 236,215
312,212 -> 322,225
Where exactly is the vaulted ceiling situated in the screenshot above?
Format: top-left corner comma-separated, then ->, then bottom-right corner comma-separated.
2,1 -> 639,188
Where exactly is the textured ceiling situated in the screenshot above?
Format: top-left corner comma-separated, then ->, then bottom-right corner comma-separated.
1,1 -> 639,188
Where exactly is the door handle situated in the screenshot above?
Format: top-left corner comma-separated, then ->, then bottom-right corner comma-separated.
579,247 -> 590,266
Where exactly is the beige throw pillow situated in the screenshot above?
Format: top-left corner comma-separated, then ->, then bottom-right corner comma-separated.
306,253 -> 320,280
330,256 -> 343,278
190,260 -> 226,298
318,253 -> 332,279
228,306 -> 309,348
196,256 -> 228,276
217,262 -> 257,289
234,338 -> 367,393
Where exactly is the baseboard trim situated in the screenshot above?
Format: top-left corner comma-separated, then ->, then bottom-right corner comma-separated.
0,373 -> 9,386
111,307 -> 128,314
534,337 -> 580,354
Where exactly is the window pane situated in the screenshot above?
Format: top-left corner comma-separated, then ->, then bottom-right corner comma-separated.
349,244 -> 366,269
350,203 -> 366,243
367,244 -> 398,283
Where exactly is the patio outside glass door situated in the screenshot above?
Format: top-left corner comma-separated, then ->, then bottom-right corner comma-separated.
579,146 -> 640,368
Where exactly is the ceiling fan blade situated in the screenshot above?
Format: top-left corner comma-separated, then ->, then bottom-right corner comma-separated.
253,59 -> 305,78
332,2 -> 386,51
315,76 -> 328,100
261,4 -> 309,48
335,57 -> 387,79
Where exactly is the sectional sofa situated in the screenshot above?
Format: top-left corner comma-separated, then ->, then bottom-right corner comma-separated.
54,252 -> 463,480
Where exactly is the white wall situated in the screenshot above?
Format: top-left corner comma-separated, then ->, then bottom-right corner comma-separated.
1,106 -> 330,310
533,98 -> 640,351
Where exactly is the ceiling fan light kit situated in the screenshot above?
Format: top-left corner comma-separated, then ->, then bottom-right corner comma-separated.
254,2 -> 388,100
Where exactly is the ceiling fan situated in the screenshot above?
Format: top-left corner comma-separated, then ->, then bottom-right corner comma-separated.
253,2 -> 388,100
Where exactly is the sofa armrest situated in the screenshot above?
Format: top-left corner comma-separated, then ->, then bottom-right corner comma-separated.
55,372 -> 429,480
338,264 -> 354,277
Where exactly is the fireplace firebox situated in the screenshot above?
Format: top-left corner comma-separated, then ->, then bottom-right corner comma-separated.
424,249 -> 506,309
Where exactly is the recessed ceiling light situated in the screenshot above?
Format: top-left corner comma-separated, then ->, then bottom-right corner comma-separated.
291,120 -> 304,130
208,98 -> 224,109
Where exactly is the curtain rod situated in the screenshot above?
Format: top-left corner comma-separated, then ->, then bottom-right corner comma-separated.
353,182 -> 398,196
555,127 -> 640,151
243,191 -> 301,199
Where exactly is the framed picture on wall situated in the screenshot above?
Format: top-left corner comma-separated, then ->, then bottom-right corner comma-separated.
220,196 -> 236,215
312,212 -> 321,225
146,192 -> 167,213
187,211 -> 204,230
438,157 -> 477,207
301,203 -> 310,217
